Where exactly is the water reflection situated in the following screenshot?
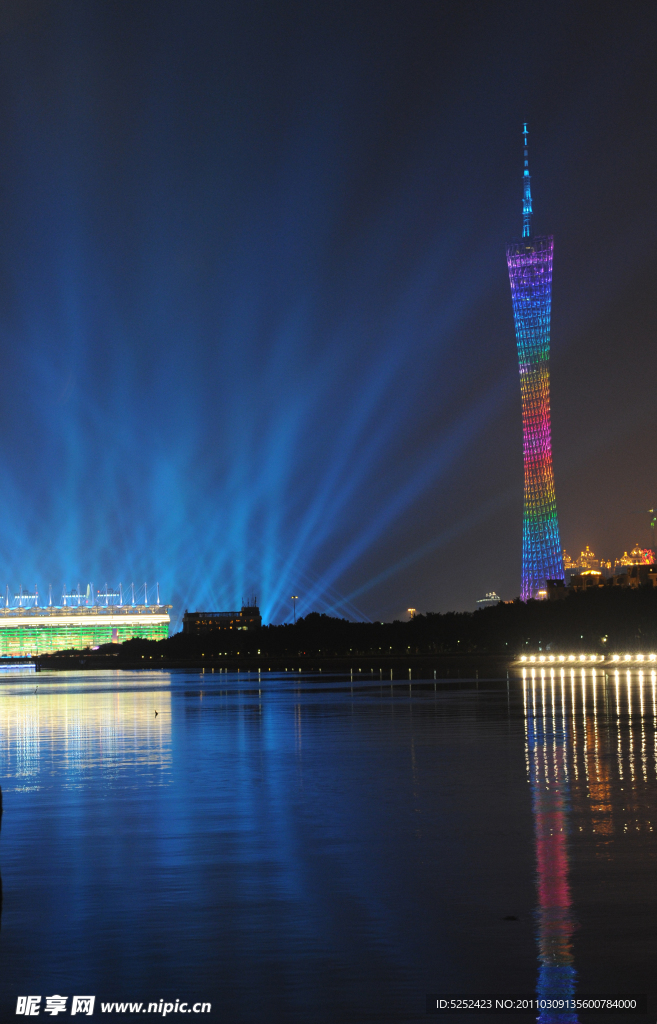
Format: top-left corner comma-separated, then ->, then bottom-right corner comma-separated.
523,666 -> 657,1021
0,669 -> 654,1020
525,671 -> 578,1024
0,674 -> 172,788
0,784 -> 3,931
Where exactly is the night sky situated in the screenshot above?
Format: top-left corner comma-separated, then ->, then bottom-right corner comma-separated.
0,0 -> 656,625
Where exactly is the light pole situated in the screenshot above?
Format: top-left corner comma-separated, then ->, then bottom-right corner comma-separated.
291,595 -> 299,624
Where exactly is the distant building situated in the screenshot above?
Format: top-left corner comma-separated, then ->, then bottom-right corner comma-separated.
562,542 -> 657,584
614,544 -> 655,573
182,605 -> 262,634
563,546 -> 611,583
609,564 -> 657,588
548,560 -> 657,597
568,570 -> 605,592
0,602 -> 170,657
476,592 -> 501,609
546,579 -> 567,600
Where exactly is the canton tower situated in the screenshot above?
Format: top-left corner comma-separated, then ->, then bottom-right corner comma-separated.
507,124 -> 564,601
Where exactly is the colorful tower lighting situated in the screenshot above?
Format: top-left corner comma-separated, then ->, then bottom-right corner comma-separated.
507,124 -> 564,600
524,675 -> 578,1022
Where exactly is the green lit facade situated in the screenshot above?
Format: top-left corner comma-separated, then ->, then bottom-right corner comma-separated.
0,607 -> 171,657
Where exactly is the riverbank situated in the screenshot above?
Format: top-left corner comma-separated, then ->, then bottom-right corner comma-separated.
35,650 -> 513,676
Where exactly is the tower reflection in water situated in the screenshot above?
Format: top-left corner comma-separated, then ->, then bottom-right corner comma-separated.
524,670 -> 578,1024
523,665 -> 657,1023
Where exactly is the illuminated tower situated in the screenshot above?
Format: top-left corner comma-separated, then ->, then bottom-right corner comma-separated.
507,124 -> 564,600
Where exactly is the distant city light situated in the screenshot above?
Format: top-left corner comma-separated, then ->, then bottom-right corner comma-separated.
516,652 -> 657,665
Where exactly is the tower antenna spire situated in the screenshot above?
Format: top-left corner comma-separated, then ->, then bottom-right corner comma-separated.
522,122 -> 532,238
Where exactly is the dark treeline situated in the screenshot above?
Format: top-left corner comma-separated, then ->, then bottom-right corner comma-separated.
55,586 -> 657,663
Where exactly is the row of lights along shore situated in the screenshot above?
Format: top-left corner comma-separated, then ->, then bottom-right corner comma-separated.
519,654 -> 657,664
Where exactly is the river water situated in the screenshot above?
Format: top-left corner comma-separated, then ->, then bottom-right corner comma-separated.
0,668 -> 654,1023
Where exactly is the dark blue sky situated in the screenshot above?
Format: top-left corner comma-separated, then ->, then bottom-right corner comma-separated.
0,0 -> 656,624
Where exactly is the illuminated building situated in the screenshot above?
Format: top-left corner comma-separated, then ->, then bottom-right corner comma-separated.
562,550 -> 576,572
507,125 -> 564,600
563,545 -> 603,571
475,592 -> 501,608
0,603 -> 171,657
614,543 -> 655,571
561,543 -> 657,584
182,604 -> 262,634
568,569 -> 604,592
562,551 -> 576,577
563,545 -> 611,583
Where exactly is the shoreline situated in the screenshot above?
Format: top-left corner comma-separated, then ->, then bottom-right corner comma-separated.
31,652 -> 514,676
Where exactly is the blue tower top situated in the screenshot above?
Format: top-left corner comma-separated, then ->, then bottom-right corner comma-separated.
522,122 -> 532,238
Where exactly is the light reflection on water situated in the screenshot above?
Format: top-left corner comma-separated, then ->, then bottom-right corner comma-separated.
525,673 -> 578,1024
0,668 -> 653,1024
0,673 -> 171,788
523,667 -> 657,1024
523,667 -> 657,833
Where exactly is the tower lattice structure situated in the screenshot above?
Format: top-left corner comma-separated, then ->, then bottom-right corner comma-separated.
507,125 -> 564,600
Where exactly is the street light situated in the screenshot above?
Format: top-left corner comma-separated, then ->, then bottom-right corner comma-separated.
291,596 -> 299,624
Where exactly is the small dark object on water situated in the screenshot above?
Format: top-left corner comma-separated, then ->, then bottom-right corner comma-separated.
34,686 -> 38,694
503,915 -> 518,921
154,710 -> 158,716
